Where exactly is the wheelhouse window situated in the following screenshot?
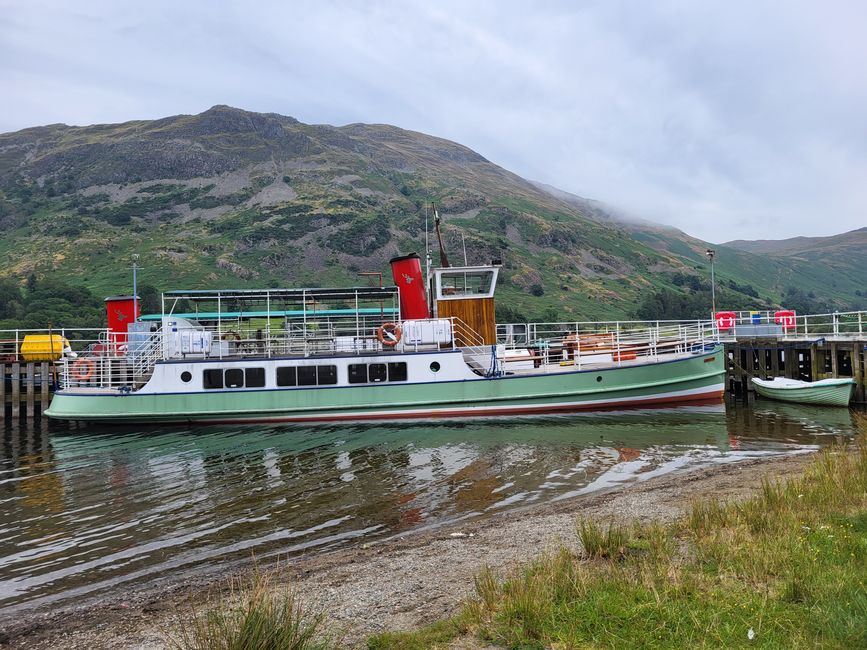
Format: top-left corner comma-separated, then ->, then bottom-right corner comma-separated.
434,267 -> 498,300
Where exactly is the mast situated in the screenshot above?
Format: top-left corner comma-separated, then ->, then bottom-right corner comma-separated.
434,208 -> 450,268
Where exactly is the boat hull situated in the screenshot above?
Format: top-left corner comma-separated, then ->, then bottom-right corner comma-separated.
752,379 -> 855,407
47,348 -> 726,424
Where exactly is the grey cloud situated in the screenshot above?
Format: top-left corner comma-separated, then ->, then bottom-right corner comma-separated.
1,0 -> 865,242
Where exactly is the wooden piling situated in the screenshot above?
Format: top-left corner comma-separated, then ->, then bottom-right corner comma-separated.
40,362 -> 50,409
11,363 -> 20,419
25,364 -> 34,418
0,362 -> 5,422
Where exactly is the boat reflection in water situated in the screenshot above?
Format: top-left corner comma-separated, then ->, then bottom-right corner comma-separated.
0,401 -> 860,619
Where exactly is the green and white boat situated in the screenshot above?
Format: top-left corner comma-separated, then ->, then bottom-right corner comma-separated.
46,256 -> 725,424
751,377 -> 856,407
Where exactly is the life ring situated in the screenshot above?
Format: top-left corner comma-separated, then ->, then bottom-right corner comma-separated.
376,322 -> 402,347
70,357 -> 96,381
221,331 -> 242,341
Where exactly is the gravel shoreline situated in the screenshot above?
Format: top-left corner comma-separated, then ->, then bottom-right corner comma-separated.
2,451 -> 819,649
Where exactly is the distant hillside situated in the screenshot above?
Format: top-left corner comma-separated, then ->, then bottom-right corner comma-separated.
532,186 -> 866,312
0,105 -> 863,323
725,227 -> 867,256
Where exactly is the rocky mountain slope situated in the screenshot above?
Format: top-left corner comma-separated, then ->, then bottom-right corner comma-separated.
0,106 -> 863,321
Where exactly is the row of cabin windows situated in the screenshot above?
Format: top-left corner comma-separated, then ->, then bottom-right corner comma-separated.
201,362 -> 408,390
348,362 -> 408,383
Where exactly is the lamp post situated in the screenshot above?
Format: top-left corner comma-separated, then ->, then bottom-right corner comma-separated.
132,253 -> 140,322
705,249 -> 716,317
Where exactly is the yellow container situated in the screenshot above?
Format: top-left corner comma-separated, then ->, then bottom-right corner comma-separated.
20,334 -> 70,361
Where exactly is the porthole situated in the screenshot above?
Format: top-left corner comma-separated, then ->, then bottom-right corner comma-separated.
180,371 -> 192,383
596,375 -> 603,383
430,361 -> 441,373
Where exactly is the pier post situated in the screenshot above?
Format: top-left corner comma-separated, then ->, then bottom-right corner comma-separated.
854,344 -> 865,403
11,363 -> 20,419
0,362 -> 5,421
40,362 -> 50,411
25,363 -> 35,419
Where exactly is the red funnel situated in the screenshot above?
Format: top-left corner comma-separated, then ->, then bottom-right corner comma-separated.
390,254 -> 430,320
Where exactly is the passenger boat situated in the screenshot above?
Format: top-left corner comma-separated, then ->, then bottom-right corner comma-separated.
751,377 -> 856,407
46,255 -> 725,424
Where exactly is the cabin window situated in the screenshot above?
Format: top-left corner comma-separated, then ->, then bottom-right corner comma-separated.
388,362 -> 408,382
346,361 -> 408,384
297,366 -> 317,386
317,365 -> 338,385
203,369 -> 224,389
225,368 -> 244,388
368,363 -> 387,383
180,371 -> 192,383
276,367 -> 297,387
348,364 -> 367,384
245,367 -> 266,388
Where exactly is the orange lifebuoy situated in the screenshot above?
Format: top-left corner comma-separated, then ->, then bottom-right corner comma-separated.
376,322 -> 402,347
71,357 -> 96,381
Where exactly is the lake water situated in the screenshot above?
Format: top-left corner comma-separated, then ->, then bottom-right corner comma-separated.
0,400 -> 860,620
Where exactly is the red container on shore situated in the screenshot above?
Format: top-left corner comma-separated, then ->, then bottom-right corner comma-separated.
389,254 -> 430,320
105,296 -> 140,347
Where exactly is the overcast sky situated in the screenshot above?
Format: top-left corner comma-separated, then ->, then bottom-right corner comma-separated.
2,1 -> 865,243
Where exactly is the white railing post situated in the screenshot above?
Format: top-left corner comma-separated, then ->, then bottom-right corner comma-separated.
615,322 -> 621,366
576,332 -> 582,370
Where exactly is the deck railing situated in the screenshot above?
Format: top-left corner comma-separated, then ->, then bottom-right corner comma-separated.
0,328 -> 111,363
712,310 -> 867,340
496,319 -> 718,371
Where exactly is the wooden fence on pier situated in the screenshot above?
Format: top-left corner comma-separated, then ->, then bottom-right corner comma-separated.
1,362 -> 55,421
724,338 -> 867,404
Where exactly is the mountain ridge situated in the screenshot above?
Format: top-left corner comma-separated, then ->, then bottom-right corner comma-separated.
0,105 -> 863,323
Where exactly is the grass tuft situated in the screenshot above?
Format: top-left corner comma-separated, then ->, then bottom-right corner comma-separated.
166,569 -> 329,650
576,518 -> 630,560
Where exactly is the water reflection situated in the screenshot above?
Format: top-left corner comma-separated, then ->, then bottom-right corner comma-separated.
0,402 -> 859,618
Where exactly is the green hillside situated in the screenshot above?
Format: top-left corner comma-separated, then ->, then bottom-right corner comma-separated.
0,106 -> 863,327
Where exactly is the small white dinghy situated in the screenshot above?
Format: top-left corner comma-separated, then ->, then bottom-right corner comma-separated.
751,377 -> 856,407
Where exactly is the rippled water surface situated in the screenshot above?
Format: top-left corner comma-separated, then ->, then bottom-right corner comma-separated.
0,401 -> 860,618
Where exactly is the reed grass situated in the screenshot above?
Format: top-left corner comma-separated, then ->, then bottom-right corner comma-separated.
370,415 -> 867,649
166,569 -> 329,650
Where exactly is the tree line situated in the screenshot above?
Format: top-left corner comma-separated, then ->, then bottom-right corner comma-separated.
0,275 -> 161,330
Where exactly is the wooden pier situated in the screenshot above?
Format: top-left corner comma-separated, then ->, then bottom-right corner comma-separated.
1,362 -> 55,421
725,338 -> 867,404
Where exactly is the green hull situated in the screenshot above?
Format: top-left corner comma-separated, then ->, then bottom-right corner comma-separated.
47,348 -> 726,424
